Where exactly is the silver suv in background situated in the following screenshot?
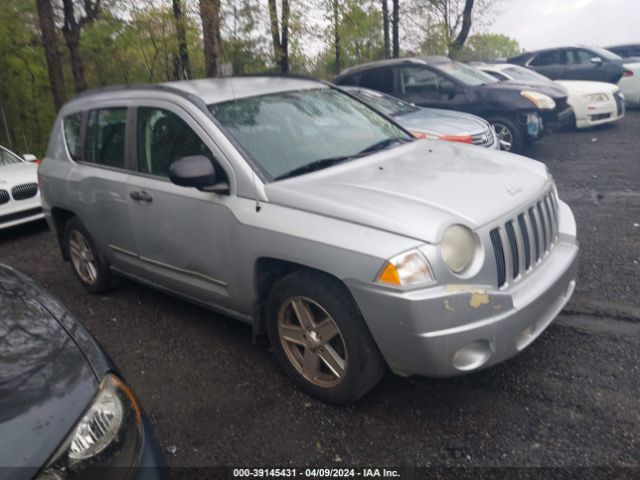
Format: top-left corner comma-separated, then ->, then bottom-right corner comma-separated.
39,77 -> 579,404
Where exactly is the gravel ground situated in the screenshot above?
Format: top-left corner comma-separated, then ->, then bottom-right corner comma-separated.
1,111 -> 639,471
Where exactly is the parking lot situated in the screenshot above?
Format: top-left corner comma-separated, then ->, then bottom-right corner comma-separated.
1,111 -> 639,469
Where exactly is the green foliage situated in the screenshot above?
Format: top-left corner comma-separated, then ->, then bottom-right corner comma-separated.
454,33 -> 521,61
0,0 -> 56,155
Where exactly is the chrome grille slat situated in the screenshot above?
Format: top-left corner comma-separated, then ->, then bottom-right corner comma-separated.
0,189 -> 9,205
471,128 -> 494,147
489,190 -> 558,288
505,221 -> 519,278
11,183 -> 38,201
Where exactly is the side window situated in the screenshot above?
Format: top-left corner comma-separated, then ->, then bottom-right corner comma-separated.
398,67 -> 454,95
358,68 -> 394,93
136,107 -> 225,180
530,50 -> 565,66
84,108 -> 127,168
486,71 -> 508,81
569,49 -> 595,64
62,112 -> 82,160
632,47 -> 640,57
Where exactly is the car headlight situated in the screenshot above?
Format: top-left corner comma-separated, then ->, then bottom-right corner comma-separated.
440,225 -> 476,274
584,93 -> 608,102
36,374 -> 143,479
521,90 -> 556,110
376,249 -> 433,287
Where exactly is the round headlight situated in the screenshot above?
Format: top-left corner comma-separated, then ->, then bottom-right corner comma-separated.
441,225 -> 476,273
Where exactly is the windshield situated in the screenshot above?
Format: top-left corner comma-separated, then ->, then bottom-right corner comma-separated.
346,88 -> 419,116
0,148 -> 23,166
437,61 -> 499,86
503,65 -> 551,82
209,88 -> 411,180
591,47 -> 622,61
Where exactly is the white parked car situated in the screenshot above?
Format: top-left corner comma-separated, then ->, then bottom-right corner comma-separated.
0,145 -> 44,229
478,63 -> 625,129
618,62 -> 640,107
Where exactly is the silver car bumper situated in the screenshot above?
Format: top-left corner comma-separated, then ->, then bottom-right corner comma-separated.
347,230 -> 578,378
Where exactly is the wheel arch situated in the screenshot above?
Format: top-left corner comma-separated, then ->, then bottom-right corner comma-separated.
50,207 -> 77,260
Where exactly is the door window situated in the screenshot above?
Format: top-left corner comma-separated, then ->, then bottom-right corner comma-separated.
84,108 -> 127,168
530,50 -> 566,66
136,107 -> 223,179
63,112 -> 82,160
398,67 -> 454,95
358,68 -> 394,93
569,49 -> 595,64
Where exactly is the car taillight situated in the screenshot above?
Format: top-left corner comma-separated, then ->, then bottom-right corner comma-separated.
623,70 -> 634,77
440,134 -> 473,144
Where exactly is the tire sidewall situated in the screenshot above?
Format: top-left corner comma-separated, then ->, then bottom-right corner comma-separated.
490,116 -> 524,153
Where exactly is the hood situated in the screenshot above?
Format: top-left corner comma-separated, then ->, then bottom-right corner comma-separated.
555,80 -> 619,95
0,266 -> 97,480
481,79 -> 568,99
0,163 -> 38,189
396,107 -> 490,136
265,140 -> 549,243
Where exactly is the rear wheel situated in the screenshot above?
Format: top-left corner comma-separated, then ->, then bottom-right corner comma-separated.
489,116 -> 524,153
63,217 -> 113,294
266,270 -> 386,404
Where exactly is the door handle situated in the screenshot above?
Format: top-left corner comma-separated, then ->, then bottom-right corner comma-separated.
130,190 -> 153,203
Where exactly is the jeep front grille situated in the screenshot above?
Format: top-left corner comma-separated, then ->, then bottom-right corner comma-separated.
489,190 -> 559,288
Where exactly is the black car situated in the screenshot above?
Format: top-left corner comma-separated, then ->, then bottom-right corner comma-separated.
508,46 -> 630,84
0,264 -> 166,480
334,56 -> 572,153
605,43 -> 640,61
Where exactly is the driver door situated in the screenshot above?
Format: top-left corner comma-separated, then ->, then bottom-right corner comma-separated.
126,102 -> 236,308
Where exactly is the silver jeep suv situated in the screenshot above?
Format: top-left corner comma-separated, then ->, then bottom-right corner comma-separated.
39,76 -> 578,404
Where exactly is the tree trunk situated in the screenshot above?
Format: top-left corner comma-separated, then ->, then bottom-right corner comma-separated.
199,0 -> 222,77
61,0 -> 86,92
172,0 -> 192,80
333,0 -> 340,74
280,0 -> 289,73
391,0 -> 399,58
268,0 -> 289,73
36,0 -> 66,110
382,0 -> 390,59
451,0 -> 475,54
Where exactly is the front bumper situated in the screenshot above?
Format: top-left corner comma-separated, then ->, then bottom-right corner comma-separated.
541,105 -> 574,132
132,417 -> 167,480
347,217 -> 579,378
0,195 -> 44,229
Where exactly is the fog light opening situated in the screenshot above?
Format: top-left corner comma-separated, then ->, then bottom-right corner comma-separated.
452,340 -> 492,371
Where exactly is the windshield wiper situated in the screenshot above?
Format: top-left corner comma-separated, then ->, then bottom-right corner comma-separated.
357,137 -> 408,155
274,137 -> 409,181
274,156 -> 352,181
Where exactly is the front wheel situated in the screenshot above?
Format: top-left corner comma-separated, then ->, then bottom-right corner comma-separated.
489,116 -> 524,153
266,271 -> 386,404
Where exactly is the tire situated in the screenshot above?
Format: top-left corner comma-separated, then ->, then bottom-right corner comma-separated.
63,217 -> 113,294
489,116 -> 525,153
265,270 -> 386,404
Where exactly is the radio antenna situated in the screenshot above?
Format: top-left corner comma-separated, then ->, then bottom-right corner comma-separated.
228,74 -> 261,213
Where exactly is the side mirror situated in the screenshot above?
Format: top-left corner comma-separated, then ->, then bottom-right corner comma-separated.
23,154 -> 40,163
590,56 -> 603,65
169,155 -> 228,193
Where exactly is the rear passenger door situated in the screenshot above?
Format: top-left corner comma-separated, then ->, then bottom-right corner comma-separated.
125,102 -> 236,308
528,50 -> 568,79
74,106 -> 142,275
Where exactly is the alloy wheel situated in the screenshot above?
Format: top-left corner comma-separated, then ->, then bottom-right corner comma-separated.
493,123 -> 514,151
277,296 -> 347,388
68,230 -> 98,285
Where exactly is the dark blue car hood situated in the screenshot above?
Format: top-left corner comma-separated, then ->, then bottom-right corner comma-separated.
0,266 -> 100,480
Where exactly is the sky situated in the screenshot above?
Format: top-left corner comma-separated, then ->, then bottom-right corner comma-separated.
488,0 -> 639,51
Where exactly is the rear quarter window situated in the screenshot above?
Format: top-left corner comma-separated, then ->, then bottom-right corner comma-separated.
84,108 -> 127,169
63,113 -> 82,160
